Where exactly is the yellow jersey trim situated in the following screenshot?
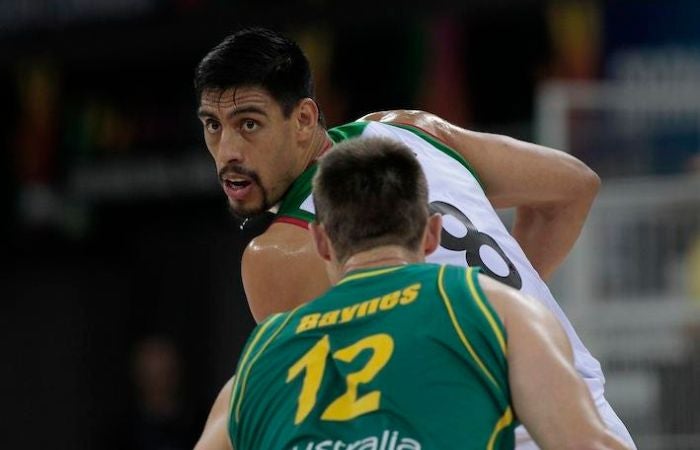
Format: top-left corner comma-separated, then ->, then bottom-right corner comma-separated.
466,268 -> 507,356
337,266 -> 406,286
437,265 -> 501,392
234,311 -> 298,421
229,313 -> 281,420
487,406 -> 514,450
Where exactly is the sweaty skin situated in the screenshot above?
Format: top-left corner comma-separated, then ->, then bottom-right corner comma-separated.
242,109 -> 600,322
242,222 -> 329,319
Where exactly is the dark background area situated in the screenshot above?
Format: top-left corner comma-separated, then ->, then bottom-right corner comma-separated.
2,0 -> 700,448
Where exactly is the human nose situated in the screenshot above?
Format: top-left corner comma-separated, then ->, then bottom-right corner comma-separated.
216,129 -> 245,165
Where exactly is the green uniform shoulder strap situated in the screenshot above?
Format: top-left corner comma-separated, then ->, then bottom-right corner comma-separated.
437,265 -> 509,395
275,121 -> 370,226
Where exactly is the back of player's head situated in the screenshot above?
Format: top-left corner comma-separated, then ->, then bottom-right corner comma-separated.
194,27 -> 315,117
313,137 -> 429,263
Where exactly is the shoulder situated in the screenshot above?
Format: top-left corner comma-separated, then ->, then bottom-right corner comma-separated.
244,221 -> 314,257
358,110 -> 463,142
242,222 -> 330,322
359,110 -> 515,158
358,109 -> 441,130
358,110 -> 484,172
242,221 -> 317,283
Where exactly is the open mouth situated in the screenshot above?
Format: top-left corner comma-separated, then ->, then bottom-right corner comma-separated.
222,175 -> 255,201
224,178 -> 252,190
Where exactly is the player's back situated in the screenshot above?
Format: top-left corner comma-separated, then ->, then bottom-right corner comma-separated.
228,264 -> 515,450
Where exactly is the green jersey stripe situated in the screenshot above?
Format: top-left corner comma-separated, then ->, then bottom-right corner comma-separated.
488,406 -> 515,450
327,121 -> 370,143
437,265 -> 502,393
277,164 -> 317,222
229,313 -> 283,421
466,268 -> 507,355
337,266 -> 408,286
234,311 -> 298,421
386,122 -> 485,191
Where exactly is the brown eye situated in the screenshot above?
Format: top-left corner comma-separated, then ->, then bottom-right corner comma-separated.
242,119 -> 259,132
205,119 -> 220,134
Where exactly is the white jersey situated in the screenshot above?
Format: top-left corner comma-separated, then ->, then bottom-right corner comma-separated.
276,120 -> 634,448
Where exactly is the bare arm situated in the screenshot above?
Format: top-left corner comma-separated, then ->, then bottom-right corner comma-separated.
242,222 -> 330,322
360,110 -> 600,280
480,275 -> 628,450
194,377 -> 235,450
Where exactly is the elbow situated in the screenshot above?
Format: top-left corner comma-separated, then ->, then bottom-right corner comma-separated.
561,164 -> 600,210
583,166 -> 601,196
572,163 -> 601,201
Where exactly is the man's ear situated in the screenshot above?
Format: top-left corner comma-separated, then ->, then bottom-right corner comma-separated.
295,98 -> 319,138
423,213 -> 443,256
309,222 -> 332,262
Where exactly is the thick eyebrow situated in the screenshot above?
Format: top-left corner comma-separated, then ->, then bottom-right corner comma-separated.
197,107 -> 216,120
197,105 -> 268,121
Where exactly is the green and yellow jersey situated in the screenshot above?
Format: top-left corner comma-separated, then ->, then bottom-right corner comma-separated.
228,264 -> 515,450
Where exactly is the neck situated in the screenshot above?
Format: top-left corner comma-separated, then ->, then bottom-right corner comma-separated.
299,126 -> 332,171
337,246 -> 421,281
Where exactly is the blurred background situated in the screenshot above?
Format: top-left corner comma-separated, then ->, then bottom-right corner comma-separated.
1,0 -> 699,449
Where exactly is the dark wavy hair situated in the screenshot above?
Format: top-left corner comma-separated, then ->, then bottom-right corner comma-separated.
194,27 -> 317,118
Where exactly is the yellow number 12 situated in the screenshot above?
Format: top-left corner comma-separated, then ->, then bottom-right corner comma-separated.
286,333 -> 394,425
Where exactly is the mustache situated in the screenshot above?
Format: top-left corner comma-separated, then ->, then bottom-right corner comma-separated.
218,163 -> 261,185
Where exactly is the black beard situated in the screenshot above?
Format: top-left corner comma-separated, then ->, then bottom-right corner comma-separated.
227,195 -> 269,220
226,184 -> 271,230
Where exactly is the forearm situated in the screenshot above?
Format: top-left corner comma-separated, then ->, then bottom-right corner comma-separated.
489,137 -> 600,279
195,377 -> 235,450
511,197 -> 593,280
